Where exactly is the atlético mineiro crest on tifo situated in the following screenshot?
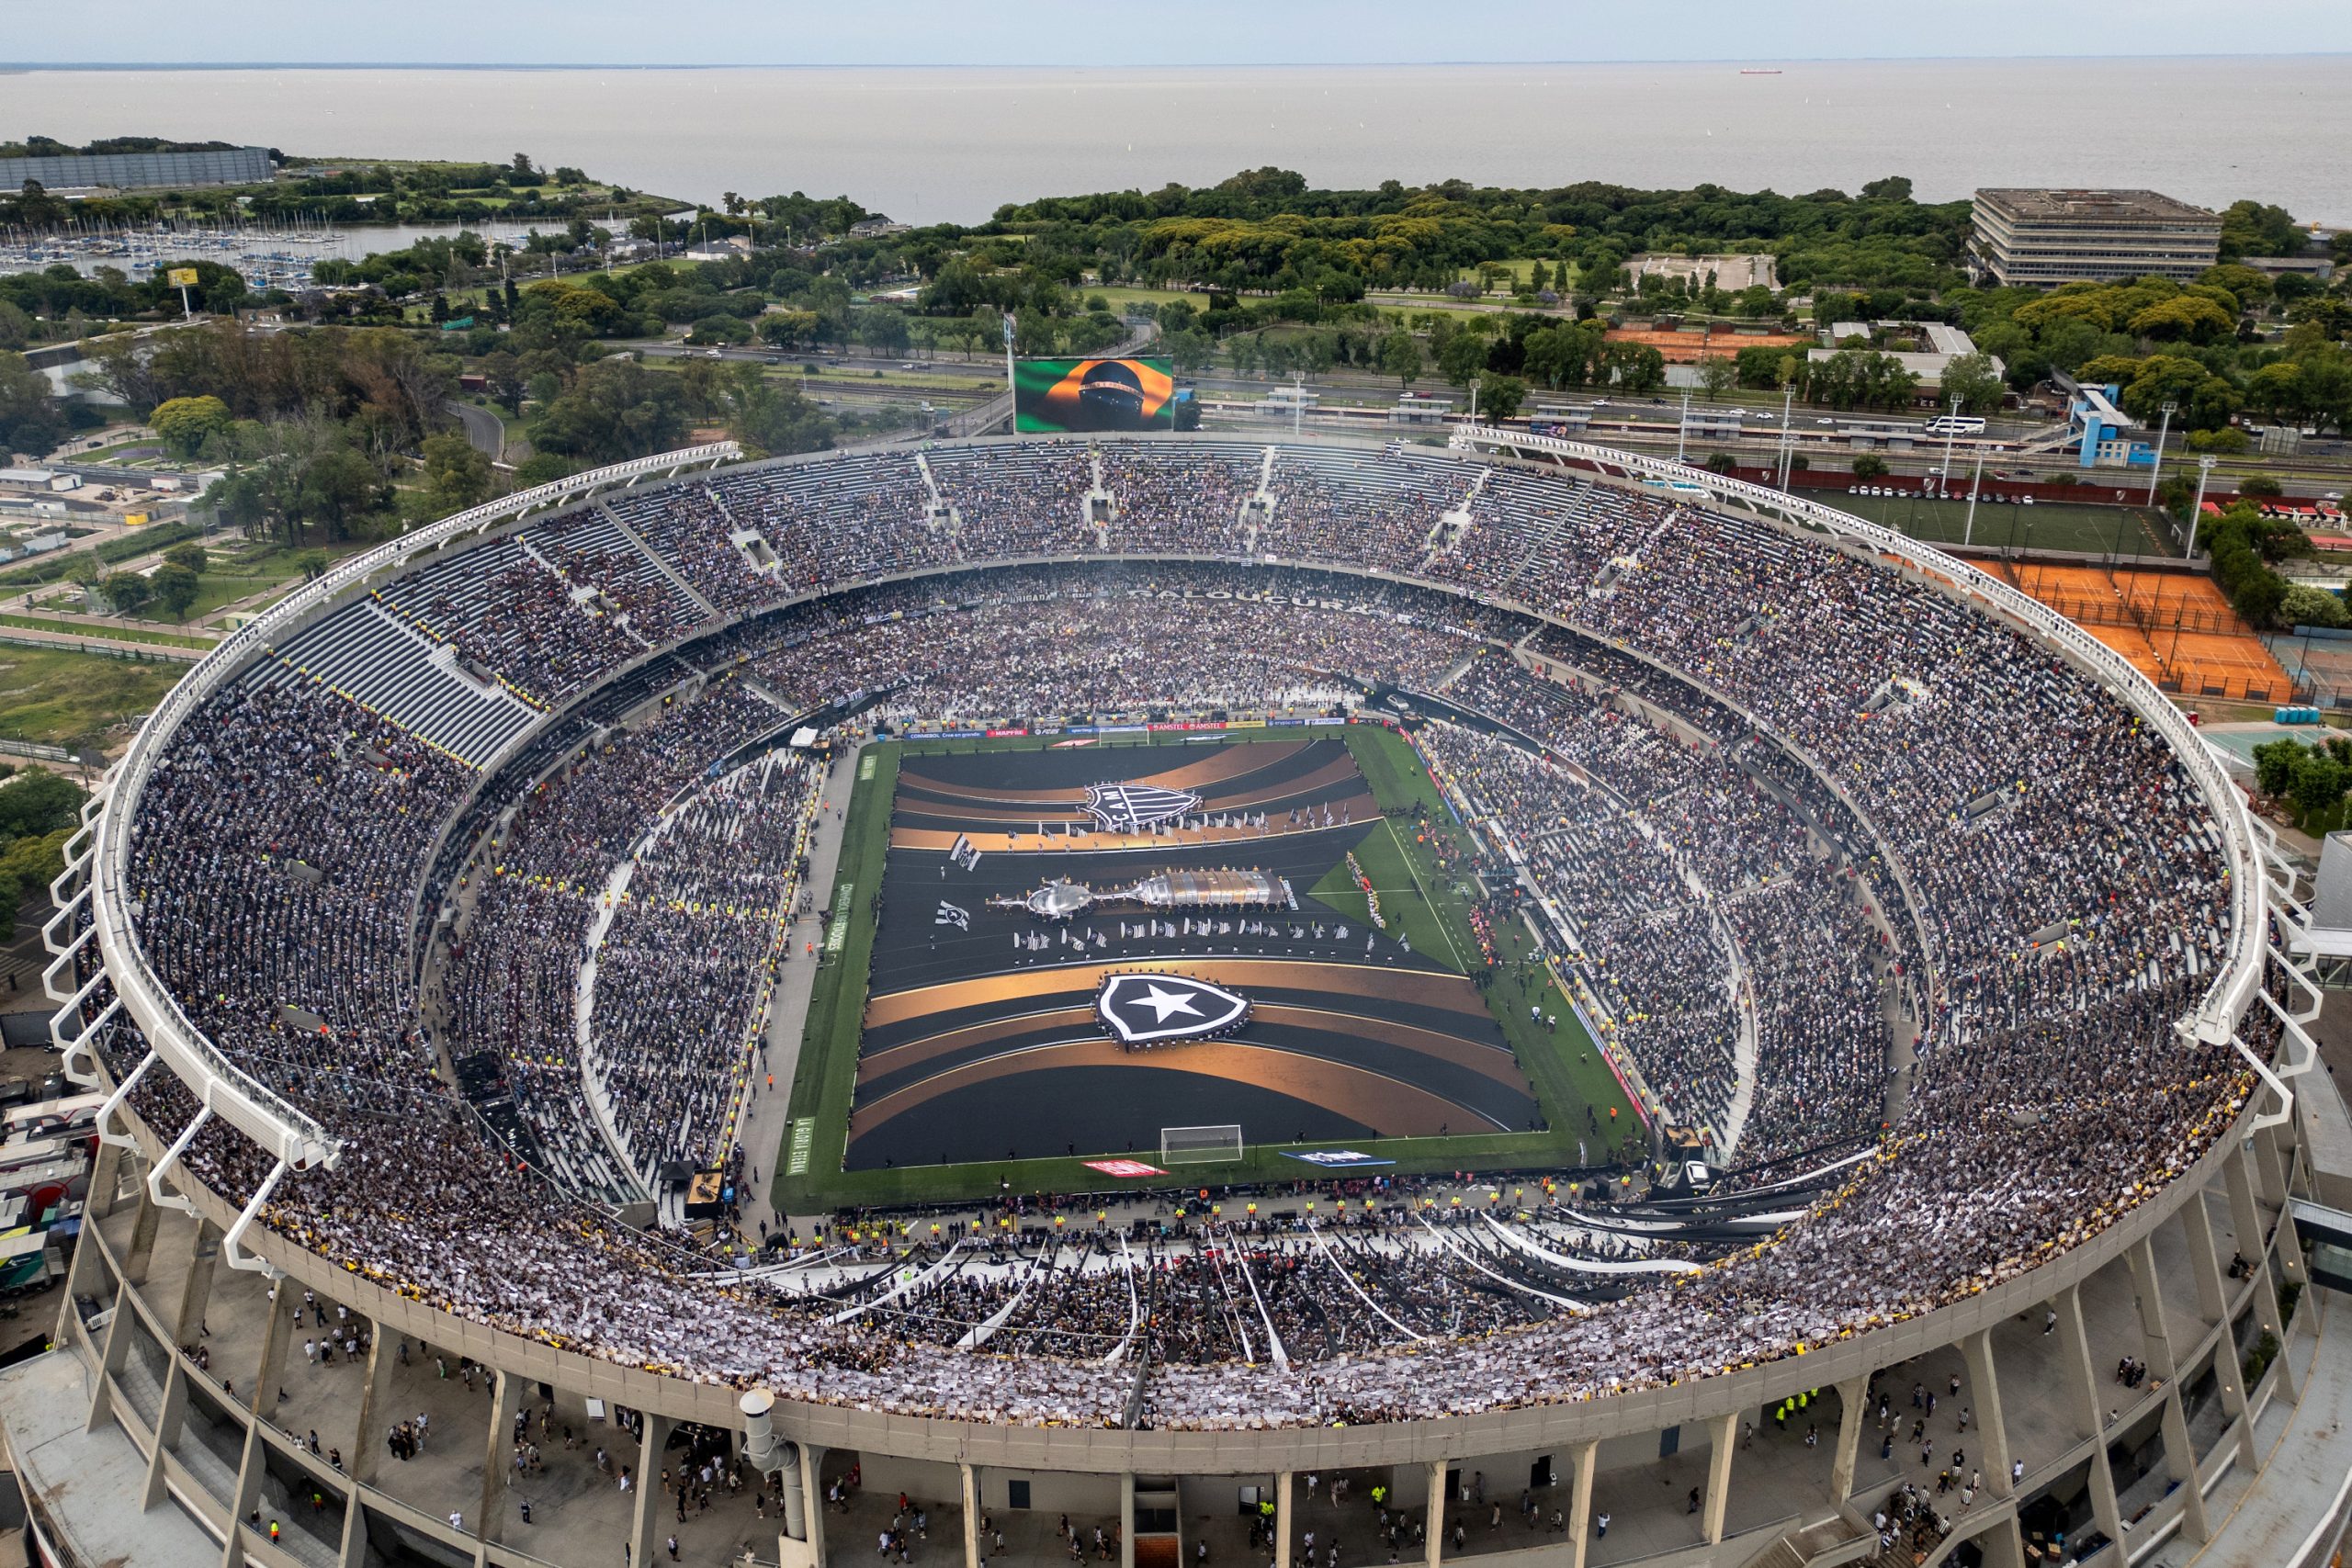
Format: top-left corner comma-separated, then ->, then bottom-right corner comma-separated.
1095,972 -> 1250,1046
1085,783 -> 1201,833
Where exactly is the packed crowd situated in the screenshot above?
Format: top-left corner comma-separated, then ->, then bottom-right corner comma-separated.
1435,656 -> 1890,1156
375,540 -> 646,711
752,590 -> 1484,725
1095,445 -> 1263,554
436,677 -> 797,1194
96,439 -> 2265,1431
588,751 -> 817,1176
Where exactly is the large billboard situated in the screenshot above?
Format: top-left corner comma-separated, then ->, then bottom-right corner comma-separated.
1013,356 -> 1177,434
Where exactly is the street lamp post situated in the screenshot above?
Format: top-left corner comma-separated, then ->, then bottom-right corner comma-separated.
2145,400 -> 2177,506
1777,383 -> 1796,490
1677,391 -> 1690,462
1962,445 -> 1988,547
1938,392 -> 1962,500
2186,454 -> 2217,559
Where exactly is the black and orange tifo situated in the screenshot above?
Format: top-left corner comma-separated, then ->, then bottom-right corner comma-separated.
844,739 -> 1539,1170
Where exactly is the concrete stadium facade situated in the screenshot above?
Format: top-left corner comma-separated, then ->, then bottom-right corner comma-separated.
7,436 -> 2350,1568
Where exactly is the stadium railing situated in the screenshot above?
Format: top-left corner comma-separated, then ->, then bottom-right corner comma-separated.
1447,423 -> 2267,1047
70,443 -> 741,1179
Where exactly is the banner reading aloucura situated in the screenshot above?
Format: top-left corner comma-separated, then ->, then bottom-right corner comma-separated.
1013,356 -> 1177,434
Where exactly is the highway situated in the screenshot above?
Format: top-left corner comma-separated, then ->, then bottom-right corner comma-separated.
606,331 -> 2346,491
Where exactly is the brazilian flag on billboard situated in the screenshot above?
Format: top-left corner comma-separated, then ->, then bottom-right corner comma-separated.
1013,357 -> 1178,434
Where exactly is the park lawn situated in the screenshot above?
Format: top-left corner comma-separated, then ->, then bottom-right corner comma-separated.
154,537 -> 372,625
1088,285 -> 1203,315
0,614 -> 212,651
1452,258 -> 1578,291
808,366 -> 1003,392
0,644 -> 183,750
640,360 -> 996,396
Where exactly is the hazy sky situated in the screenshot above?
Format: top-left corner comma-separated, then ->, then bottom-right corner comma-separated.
5,0 -> 2348,66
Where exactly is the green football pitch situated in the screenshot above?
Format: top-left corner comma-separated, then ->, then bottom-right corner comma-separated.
770,723 -> 1634,1214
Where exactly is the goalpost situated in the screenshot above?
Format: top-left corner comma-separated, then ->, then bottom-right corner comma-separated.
1159,1124 -> 1245,1167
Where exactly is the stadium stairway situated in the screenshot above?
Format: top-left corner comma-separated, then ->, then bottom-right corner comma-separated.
1736,1513 -> 1875,1568
596,500 -> 719,620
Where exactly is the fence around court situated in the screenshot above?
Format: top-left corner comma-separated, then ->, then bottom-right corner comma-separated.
1985,561 -> 2291,704
2268,627 -> 2352,710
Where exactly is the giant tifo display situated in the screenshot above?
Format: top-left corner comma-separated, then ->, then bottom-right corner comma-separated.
68,434 -> 2271,1430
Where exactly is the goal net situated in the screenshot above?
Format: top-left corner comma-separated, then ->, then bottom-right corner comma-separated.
1159,1124 -> 1244,1167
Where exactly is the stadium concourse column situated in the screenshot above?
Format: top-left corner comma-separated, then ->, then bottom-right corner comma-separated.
1960,1329 -> 2015,1500
1120,1472 -> 1136,1568
1563,1442 -> 1597,1568
120,1166 -> 164,1283
169,1217 -> 221,1345
960,1462 -> 980,1568
788,1441 -> 827,1568
2175,1179 -> 2261,1469
84,1134 -> 128,1221
629,1412 -> 679,1568
1826,1373 -> 1870,1507
479,1367 -> 529,1549
348,1319 -> 397,1487
1274,1470 -> 1294,1568
249,1274 -> 296,1421
2053,1282 -> 2128,1551
2124,1236 -> 2210,1542
1421,1460 -> 1445,1568
1701,1409 -> 1737,1545
2223,1143 -> 2301,1401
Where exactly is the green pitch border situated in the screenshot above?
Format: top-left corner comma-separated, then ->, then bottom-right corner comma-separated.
770,722 -> 1634,1216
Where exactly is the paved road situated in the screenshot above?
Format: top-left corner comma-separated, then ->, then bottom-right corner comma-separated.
444,399 -> 514,467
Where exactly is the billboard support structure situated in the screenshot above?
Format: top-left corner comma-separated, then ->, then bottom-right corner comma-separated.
1001,313 -> 1016,410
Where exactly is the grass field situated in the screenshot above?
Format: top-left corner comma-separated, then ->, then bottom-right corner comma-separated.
775,740 -> 902,1212
0,614 -> 213,650
1088,285 -> 1204,315
772,723 -> 1635,1216
0,643 -> 182,750
1828,492 -> 2180,558
1306,819 -> 1464,974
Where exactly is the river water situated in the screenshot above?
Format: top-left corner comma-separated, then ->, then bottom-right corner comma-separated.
2,57 -> 2344,229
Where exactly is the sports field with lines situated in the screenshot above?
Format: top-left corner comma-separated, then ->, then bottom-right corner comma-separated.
772,723 -> 1632,1211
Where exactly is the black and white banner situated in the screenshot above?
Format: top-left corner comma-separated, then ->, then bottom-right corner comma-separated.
1095,972 -> 1251,1046
1084,783 -> 1203,834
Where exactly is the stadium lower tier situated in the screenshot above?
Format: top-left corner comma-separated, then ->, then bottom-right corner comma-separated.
14,1100 -> 2339,1568
31,435 -> 2320,1568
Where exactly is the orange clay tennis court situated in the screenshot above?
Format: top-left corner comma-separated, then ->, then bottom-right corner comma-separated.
1987,563 -> 2290,701
1600,326 -> 1813,363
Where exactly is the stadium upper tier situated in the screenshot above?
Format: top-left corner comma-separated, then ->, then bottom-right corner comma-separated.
64,434 -> 2283,1430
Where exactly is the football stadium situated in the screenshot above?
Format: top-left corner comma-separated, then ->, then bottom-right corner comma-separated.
14,429 -> 2344,1568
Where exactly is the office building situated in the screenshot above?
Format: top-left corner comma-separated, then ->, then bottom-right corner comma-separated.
1971,188 -> 2222,286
